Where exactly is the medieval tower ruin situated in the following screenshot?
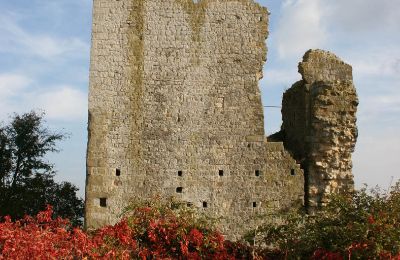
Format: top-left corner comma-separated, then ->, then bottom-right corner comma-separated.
281,50 -> 358,213
85,0 -> 358,239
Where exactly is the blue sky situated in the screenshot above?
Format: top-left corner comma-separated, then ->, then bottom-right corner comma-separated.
0,0 -> 399,198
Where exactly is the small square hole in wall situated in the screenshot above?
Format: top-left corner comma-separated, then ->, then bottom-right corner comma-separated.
253,202 -> 257,208
176,187 -> 183,193
255,170 -> 260,177
291,169 -> 296,176
178,170 -> 183,177
100,198 -> 107,208
219,170 -> 224,176
203,201 -> 208,208
116,169 -> 121,177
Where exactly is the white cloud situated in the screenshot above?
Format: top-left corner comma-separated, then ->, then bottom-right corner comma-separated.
272,0 -> 327,59
324,0 -> 400,36
0,14 -> 89,60
261,68 -> 299,88
271,0 -> 400,61
353,129 -> 400,189
0,73 -> 87,122
27,36 -> 88,60
343,46 -> 400,127
357,92 -> 400,126
0,11 -> 89,122
34,87 -> 88,121
0,73 -> 33,119
348,46 -> 400,79
0,73 -> 32,97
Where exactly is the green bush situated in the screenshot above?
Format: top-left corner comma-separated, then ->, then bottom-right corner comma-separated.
250,182 -> 400,259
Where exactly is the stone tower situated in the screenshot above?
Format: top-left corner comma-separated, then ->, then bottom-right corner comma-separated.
281,50 -> 358,212
85,0 -> 304,239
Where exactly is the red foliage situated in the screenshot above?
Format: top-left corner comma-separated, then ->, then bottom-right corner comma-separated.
311,249 -> 343,260
0,205 -> 94,259
3,204 -> 397,259
0,205 -> 253,259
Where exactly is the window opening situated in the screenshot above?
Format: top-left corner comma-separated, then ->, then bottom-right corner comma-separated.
100,198 -> 107,207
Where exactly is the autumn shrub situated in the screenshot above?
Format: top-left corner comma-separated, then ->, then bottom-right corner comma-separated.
3,185 -> 399,259
0,197 -> 254,259
91,196 -> 254,259
251,182 -> 400,259
0,205 -> 93,259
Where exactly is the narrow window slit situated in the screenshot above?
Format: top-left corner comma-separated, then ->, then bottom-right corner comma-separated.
100,198 -> 107,207
176,187 -> 183,193
253,202 -> 257,208
219,170 -> 224,176
291,169 -> 296,176
178,170 -> 183,177
116,169 -> 121,177
203,201 -> 208,208
255,170 -> 260,177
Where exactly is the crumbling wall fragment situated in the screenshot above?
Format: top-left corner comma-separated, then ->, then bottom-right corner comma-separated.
282,49 -> 358,212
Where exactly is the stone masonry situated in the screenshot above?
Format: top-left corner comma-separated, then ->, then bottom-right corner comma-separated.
85,0 -> 357,239
281,50 -> 358,212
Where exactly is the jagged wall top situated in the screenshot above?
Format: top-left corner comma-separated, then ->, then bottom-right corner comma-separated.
298,49 -> 353,84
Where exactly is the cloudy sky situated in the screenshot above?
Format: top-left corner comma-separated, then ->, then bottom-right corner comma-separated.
0,0 -> 399,197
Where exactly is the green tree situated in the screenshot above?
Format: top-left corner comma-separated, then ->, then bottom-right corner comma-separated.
0,111 -> 84,226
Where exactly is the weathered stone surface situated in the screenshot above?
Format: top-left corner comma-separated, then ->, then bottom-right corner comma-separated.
299,49 -> 353,83
86,0 -> 304,239
282,49 -> 358,212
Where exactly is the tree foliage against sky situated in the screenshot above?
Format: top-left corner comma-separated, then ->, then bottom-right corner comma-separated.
0,111 -> 83,226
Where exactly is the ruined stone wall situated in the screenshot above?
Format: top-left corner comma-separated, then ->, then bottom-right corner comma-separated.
282,50 -> 358,211
281,81 -> 308,160
86,0 -> 304,239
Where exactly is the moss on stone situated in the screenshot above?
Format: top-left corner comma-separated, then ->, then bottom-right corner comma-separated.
129,0 -> 145,169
